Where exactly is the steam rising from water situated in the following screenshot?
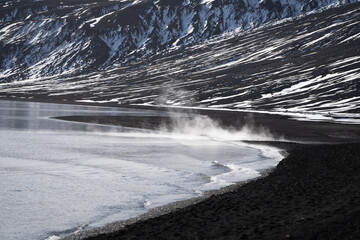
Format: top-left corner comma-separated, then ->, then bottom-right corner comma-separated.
158,113 -> 281,142
1,100 -> 285,240
153,87 -> 281,141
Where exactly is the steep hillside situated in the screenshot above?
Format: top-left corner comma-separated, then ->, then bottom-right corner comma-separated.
0,0 -> 356,81
1,1 -> 359,119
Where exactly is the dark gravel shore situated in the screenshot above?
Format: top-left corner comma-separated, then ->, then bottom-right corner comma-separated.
78,143 -> 360,240
54,105 -> 360,240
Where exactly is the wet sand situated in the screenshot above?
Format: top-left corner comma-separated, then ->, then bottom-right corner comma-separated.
56,104 -> 360,240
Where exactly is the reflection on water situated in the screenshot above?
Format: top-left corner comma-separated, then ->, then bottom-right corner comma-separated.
0,100 -> 165,132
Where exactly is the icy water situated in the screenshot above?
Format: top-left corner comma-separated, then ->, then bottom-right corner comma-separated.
0,100 -> 282,240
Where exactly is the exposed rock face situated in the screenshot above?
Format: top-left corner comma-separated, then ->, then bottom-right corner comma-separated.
0,0 -> 356,81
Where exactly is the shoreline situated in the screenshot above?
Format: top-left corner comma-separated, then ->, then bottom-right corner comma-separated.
44,100 -> 359,239
3,97 -> 360,143
61,151 -> 277,240
62,142 -> 360,240
3,97 -> 360,124
60,140 -> 293,240
1,99 -> 359,239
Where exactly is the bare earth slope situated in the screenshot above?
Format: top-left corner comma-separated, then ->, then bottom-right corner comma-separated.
1,2 -> 360,117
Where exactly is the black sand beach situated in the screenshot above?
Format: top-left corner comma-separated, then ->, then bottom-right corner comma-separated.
56,105 -> 360,240
82,143 -> 360,240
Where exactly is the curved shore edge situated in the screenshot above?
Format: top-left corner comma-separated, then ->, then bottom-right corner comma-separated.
61,151 -> 272,240
59,141 -> 286,240
46,102 -> 359,240
61,142 -> 360,240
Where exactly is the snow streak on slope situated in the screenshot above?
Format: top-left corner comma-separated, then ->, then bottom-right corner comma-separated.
0,0 -> 358,81
1,2 -> 360,117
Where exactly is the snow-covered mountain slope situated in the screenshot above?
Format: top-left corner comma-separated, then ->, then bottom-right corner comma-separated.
0,0 -> 357,81
1,2 -> 359,117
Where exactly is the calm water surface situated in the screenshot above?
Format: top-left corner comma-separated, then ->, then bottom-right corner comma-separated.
0,100 -> 281,240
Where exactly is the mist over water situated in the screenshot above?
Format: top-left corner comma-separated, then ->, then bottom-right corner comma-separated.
153,87 -> 281,142
159,113 -> 278,141
0,101 -> 283,240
